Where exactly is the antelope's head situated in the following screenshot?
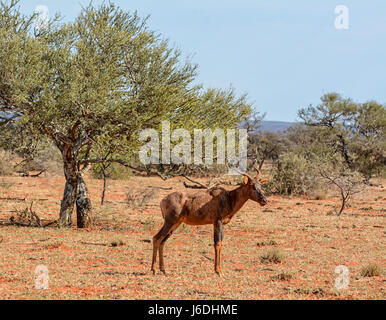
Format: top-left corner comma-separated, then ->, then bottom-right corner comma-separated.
241,166 -> 268,206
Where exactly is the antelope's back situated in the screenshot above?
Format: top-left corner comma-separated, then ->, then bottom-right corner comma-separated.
180,187 -> 227,225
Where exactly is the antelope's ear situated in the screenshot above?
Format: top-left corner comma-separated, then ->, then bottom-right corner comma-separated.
243,175 -> 249,185
259,178 -> 269,184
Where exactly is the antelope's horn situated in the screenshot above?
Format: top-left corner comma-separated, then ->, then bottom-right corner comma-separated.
232,167 -> 253,180
254,165 -> 261,178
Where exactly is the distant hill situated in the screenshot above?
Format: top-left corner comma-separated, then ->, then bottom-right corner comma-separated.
260,121 -> 295,132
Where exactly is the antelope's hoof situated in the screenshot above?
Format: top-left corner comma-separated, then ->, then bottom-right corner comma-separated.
215,270 -> 223,277
151,269 -> 156,275
160,269 -> 167,275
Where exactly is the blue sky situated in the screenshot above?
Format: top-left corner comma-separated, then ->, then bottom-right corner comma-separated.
18,0 -> 386,121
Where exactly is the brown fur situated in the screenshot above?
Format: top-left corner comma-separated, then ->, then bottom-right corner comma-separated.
151,171 -> 268,276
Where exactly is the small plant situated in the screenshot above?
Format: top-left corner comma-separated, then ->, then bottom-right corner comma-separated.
270,272 -> 293,281
141,216 -> 155,231
360,264 -> 382,277
111,239 -> 125,247
291,286 -> 327,297
257,239 -> 277,247
126,187 -> 155,209
260,248 -> 284,264
44,241 -> 63,249
0,178 -> 15,189
10,201 -> 42,227
320,167 -> 362,215
310,188 -> 326,200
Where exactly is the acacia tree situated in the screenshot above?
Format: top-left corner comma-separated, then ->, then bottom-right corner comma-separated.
298,93 -> 357,167
0,1 -> 251,227
350,102 -> 386,181
248,131 -> 287,169
298,93 -> 386,180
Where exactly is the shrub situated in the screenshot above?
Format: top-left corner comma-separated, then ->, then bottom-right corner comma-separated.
260,249 -> 284,264
360,264 -> 382,277
126,187 -> 155,209
268,152 -> 321,196
111,239 -> 125,247
270,272 -> 294,281
91,162 -> 132,180
256,239 -> 277,247
14,143 -> 62,176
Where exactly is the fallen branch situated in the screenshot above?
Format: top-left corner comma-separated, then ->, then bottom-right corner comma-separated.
0,197 -> 26,202
9,201 -> 42,227
150,186 -> 173,190
43,220 -> 57,228
183,181 -> 206,189
181,174 -> 209,189
30,170 -> 46,178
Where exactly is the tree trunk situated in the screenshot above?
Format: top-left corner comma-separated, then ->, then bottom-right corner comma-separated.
337,133 -> 352,168
101,167 -> 107,205
59,147 -> 79,226
76,173 -> 92,228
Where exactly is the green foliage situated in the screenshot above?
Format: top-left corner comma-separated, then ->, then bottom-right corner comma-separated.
0,0 -> 252,171
298,93 -> 386,180
350,102 -> 386,180
91,162 -> 132,181
268,152 -> 321,196
0,0 -> 253,223
248,130 -> 288,169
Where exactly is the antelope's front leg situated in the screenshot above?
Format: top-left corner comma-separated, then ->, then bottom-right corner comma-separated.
213,219 -> 224,276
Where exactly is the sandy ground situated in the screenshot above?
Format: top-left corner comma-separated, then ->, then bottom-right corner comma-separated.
0,174 -> 384,300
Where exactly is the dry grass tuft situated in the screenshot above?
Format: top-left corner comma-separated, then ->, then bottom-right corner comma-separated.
360,264 -> 382,277
257,239 -> 278,247
260,248 -> 284,264
126,187 -> 155,209
270,272 -> 294,281
111,239 -> 125,247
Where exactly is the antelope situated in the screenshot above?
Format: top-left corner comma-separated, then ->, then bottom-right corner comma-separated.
151,167 -> 268,276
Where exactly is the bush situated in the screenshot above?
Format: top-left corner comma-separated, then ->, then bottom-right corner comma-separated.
267,152 -> 321,196
260,249 -> 284,264
111,239 -> 125,247
360,264 -> 382,277
270,272 -> 294,281
14,142 -> 62,176
0,149 -> 14,176
126,187 -> 155,209
256,239 -> 278,247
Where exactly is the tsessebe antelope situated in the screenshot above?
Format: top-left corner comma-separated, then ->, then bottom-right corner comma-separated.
151,167 -> 268,276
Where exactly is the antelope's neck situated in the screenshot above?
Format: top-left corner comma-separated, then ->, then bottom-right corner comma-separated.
228,186 -> 249,215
